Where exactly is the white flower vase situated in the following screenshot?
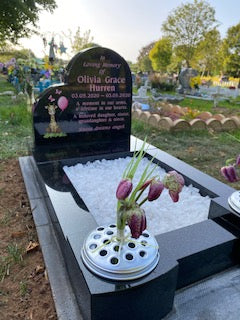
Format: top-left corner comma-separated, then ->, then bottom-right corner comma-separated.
228,191 -> 240,213
81,224 -> 159,281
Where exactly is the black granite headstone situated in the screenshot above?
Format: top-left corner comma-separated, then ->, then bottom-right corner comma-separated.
33,47 -> 132,161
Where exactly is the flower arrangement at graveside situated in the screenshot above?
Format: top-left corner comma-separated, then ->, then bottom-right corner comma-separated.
115,141 -> 185,244
221,154 -> 240,183
189,76 -> 201,89
220,154 -> 240,213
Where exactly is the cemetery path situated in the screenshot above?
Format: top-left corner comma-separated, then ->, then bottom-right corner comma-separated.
0,159 -> 57,320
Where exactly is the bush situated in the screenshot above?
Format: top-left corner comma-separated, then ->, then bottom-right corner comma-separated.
149,73 -> 176,91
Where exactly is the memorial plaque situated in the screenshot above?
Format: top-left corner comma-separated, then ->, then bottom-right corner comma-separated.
33,47 -> 132,160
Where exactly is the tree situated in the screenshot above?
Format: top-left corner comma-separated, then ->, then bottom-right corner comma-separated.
162,0 -> 218,67
222,23 -> 240,77
149,38 -> 172,72
0,48 -> 35,63
0,0 -> 57,43
66,27 -> 97,54
137,42 -> 155,72
127,61 -> 138,73
138,56 -> 153,73
192,29 -> 223,75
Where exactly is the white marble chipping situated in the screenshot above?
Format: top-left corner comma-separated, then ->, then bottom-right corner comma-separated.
64,157 -> 211,236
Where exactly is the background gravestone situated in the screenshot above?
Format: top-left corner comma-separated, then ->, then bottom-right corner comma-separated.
177,68 -> 198,94
33,47 -> 132,161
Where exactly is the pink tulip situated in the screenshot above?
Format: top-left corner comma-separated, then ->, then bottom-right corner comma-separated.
236,155 -> 240,166
116,179 -> 133,200
147,179 -> 164,201
164,171 -> 184,189
127,207 -> 146,239
139,179 -> 153,191
169,190 -> 180,202
163,170 -> 185,203
220,165 -> 238,183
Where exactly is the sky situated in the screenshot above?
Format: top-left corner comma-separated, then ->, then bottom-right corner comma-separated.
19,0 -> 240,63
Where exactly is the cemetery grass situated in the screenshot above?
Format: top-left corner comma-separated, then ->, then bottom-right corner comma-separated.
0,75 -> 33,160
178,97 -> 240,116
132,119 -> 240,190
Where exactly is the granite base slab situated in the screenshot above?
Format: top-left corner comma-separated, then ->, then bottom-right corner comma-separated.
19,136 -> 240,320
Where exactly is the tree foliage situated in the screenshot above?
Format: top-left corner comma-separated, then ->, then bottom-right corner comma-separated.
0,48 -> 35,63
222,23 -> 240,77
192,29 -> 223,75
66,27 -> 97,54
0,0 -> 57,43
149,38 -> 172,72
138,55 -> 153,72
127,61 -> 138,73
137,42 -> 155,72
137,42 -> 155,62
162,0 -> 218,67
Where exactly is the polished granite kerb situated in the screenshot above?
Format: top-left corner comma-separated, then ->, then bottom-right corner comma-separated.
20,136 -> 240,320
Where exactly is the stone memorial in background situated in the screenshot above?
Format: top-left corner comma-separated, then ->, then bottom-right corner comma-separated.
177,67 -> 198,94
33,47 -> 132,161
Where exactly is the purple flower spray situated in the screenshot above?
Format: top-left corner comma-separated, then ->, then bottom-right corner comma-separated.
220,154 -> 240,183
116,139 -> 185,242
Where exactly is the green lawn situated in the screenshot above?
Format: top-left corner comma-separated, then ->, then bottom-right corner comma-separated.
0,75 -> 32,160
132,119 -> 240,189
178,97 -> 240,115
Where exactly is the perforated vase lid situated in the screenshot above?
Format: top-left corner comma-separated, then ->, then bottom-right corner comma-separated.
81,225 -> 159,281
228,191 -> 240,214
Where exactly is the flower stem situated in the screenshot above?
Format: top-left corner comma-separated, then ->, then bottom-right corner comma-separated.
117,227 -> 125,242
117,210 -> 126,242
135,188 -> 145,203
138,196 -> 148,207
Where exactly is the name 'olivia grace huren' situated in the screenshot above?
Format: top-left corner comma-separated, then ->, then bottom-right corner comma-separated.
77,75 -> 126,84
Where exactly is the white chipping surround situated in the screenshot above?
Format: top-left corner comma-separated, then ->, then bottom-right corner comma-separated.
64,157 -> 210,236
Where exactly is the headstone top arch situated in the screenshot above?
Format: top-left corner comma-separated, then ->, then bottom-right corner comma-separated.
33,47 -> 132,162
